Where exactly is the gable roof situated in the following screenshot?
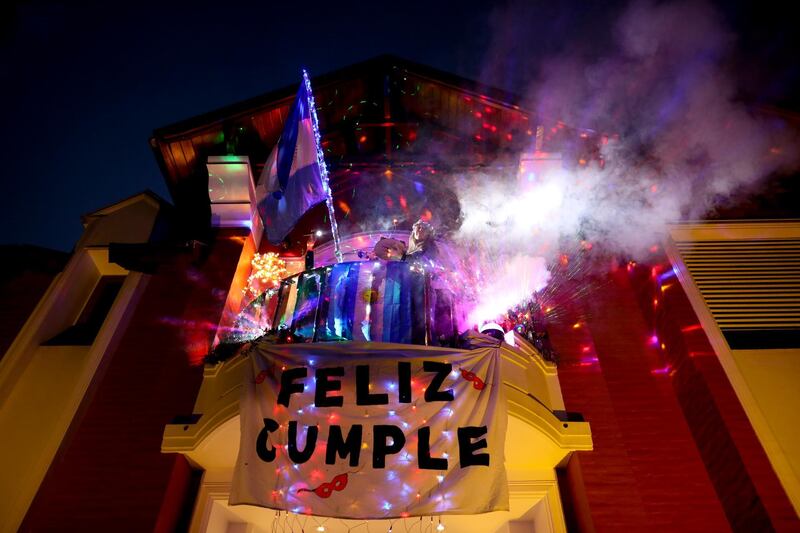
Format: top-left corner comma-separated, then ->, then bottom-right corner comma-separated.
81,190 -> 171,225
149,55 -> 535,207
152,54 -> 522,140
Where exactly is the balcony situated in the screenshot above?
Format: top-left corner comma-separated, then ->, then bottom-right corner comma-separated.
162,257 -> 592,531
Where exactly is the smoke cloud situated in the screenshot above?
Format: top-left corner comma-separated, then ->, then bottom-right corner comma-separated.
334,1 -> 798,326
452,0 -> 799,323
461,0 -> 797,252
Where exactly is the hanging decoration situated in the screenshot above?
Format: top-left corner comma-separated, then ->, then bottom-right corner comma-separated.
230,341 -> 508,519
303,69 -> 343,262
244,252 -> 288,299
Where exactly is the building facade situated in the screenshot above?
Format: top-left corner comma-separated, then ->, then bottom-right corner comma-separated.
1,56 -> 798,532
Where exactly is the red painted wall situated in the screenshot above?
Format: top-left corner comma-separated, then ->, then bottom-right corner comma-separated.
553,259 -> 798,532
636,262 -> 799,532
20,230 -> 245,532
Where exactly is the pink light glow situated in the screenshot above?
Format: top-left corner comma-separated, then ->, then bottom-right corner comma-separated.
650,364 -> 672,375
689,351 -> 716,358
466,255 -> 551,326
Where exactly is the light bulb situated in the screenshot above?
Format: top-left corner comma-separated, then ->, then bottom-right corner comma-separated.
436,522 -> 445,531
316,527 -> 325,532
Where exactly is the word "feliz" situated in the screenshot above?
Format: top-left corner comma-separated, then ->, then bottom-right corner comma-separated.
262,361 -> 466,407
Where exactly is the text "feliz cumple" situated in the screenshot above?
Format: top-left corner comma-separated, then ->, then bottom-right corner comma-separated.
255,361 -> 491,470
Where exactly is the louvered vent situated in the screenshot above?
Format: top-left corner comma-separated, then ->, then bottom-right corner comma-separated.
674,238 -> 800,349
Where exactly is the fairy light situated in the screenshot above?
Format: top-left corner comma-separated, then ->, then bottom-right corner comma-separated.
303,69 -> 342,263
244,252 -> 287,298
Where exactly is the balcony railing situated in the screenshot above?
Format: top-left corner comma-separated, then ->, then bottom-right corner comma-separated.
265,260 -> 457,347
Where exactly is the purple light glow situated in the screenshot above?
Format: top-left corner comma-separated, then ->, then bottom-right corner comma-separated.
657,268 -> 678,283
650,364 -> 673,375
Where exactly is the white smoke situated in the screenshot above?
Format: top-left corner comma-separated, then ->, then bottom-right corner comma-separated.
451,0 -> 799,324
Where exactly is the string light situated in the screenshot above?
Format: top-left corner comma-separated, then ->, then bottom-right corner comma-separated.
303,69 -> 342,263
244,252 -> 287,299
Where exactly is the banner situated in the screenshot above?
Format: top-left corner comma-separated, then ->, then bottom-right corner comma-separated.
230,341 -> 508,519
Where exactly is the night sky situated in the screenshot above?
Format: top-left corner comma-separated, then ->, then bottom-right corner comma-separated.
1,0 -> 797,252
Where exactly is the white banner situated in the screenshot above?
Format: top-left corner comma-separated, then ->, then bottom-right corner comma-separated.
230,341 -> 508,519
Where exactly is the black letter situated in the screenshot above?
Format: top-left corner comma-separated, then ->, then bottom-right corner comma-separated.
326,425 -> 363,467
398,361 -> 412,403
458,426 -> 489,467
418,426 -> 448,470
256,418 -> 280,462
315,367 -> 344,407
423,361 -> 454,402
373,425 -> 406,468
356,365 -> 389,405
288,421 -> 318,463
277,367 -> 307,407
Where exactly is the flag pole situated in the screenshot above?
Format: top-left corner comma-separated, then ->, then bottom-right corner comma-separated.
303,69 -> 343,263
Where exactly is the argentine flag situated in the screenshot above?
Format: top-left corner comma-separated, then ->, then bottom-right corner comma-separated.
256,75 -> 328,244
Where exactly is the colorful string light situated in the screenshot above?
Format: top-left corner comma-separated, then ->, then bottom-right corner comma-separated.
244,252 -> 288,299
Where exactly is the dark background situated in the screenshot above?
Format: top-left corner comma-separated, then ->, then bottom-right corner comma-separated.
1,0 -> 797,251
